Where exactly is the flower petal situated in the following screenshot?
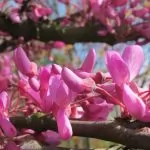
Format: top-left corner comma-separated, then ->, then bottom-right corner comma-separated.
41,130 -> 60,145
14,47 -> 31,76
62,67 -> 95,93
0,117 -> 17,137
39,67 -> 50,98
28,77 -> 40,91
5,141 -> 20,150
0,77 -> 9,92
80,48 -> 96,72
51,64 -> 62,74
62,67 -> 85,93
41,91 -> 53,113
55,81 -> 72,107
123,84 -> 146,119
122,45 -> 144,81
0,91 -> 9,110
56,109 -> 72,140
105,51 -> 130,86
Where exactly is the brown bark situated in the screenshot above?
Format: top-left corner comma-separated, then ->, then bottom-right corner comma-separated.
10,115 -> 150,150
0,13 -> 143,46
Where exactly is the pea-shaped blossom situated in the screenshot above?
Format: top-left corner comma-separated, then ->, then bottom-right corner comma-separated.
14,47 -> 37,78
14,47 -> 73,140
0,91 -> 17,137
62,67 -> 95,93
105,45 -> 147,120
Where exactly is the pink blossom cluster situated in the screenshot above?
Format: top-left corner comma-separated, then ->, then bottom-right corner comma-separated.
56,0 -> 150,40
0,54 -> 17,148
89,0 -> 150,38
10,44 -> 149,146
13,47 -> 114,143
0,43 -> 149,148
0,0 -> 52,23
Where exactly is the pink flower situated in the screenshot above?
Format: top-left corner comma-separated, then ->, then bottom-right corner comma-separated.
29,5 -> 52,21
82,97 -> 114,121
105,45 -> 146,120
134,22 -> 150,39
0,92 -> 17,137
51,64 -> 62,74
105,45 -> 144,86
70,106 -> 84,119
62,67 -> 95,93
8,8 -> 21,23
4,141 -> 20,150
132,8 -> 149,18
53,41 -> 65,49
123,84 -> 146,119
33,7 -> 52,18
111,0 -> 128,6
0,77 -> 9,92
122,45 -> 144,81
74,48 -> 96,79
56,108 -> 72,140
41,130 -> 61,144
90,0 -> 120,31
105,51 -> 129,86
28,77 -> 40,91
54,80 -> 72,107
39,67 -> 51,98
14,47 -> 37,77
18,80 -> 41,107
79,48 -> 96,73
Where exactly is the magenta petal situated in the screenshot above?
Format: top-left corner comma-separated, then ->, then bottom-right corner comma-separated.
14,47 -> 32,76
39,67 -> 50,98
39,67 -> 50,85
111,0 -> 127,6
62,67 -> 95,93
52,64 -> 62,74
0,117 -> 17,137
0,77 -> 9,92
105,51 -> 130,86
62,67 -> 85,93
80,48 -> 96,72
49,75 -> 61,100
5,141 -> 20,150
123,84 -> 146,119
20,81 -> 41,106
0,91 -> 8,110
122,45 -> 144,81
56,109 -> 72,140
41,130 -> 60,144
9,11 -> 21,23
140,109 -> 150,122
74,70 -> 95,79
28,77 -> 40,91
42,94 -> 53,113
87,101 -> 113,121
70,106 -> 84,119
53,41 -> 65,49
55,81 -> 72,107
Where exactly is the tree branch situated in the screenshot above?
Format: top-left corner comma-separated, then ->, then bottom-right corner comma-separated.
10,115 -> 150,149
0,13 -> 143,46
